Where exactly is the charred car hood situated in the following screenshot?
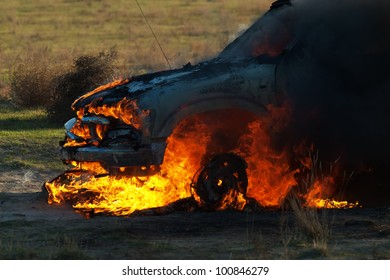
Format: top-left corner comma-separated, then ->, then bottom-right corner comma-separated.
73,56 -> 280,111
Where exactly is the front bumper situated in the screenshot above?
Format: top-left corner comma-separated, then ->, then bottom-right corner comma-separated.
60,142 -> 167,167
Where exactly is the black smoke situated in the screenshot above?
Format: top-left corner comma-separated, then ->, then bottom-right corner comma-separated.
223,0 -> 390,206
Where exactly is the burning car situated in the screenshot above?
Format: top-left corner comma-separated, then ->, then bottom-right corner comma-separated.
61,56 -> 279,174
57,54 -> 284,212
46,0 -> 390,215
59,0 -> 300,177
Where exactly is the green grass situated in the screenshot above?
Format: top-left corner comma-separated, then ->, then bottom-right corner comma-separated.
0,100 -> 64,171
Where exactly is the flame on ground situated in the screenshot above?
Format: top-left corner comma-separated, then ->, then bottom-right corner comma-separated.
45,90 -> 359,216
304,179 -> 359,209
46,118 -> 209,216
46,115 -> 358,216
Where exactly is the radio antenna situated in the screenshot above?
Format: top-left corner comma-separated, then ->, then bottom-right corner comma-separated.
135,0 -> 172,70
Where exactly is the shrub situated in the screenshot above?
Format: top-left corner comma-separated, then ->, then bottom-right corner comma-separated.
9,56 -> 60,108
0,71 -> 10,100
47,49 -> 118,123
8,48 -> 118,123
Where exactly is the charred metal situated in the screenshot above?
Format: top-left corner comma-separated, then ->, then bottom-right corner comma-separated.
61,56 -> 279,170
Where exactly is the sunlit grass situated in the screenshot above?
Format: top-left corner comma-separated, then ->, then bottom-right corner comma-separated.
0,0 -> 272,75
0,101 -> 64,170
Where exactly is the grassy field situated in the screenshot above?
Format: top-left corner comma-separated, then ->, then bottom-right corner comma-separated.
0,0 -> 272,77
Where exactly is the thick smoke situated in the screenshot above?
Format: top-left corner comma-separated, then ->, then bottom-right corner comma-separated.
221,0 -> 390,205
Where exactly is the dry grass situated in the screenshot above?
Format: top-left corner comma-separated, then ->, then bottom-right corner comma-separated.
287,193 -> 330,256
0,0 -> 272,85
279,151 -> 340,258
1,0 -> 273,113
279,197 -> 331,259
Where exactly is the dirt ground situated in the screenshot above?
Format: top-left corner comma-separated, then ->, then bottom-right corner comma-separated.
0,168 -> 390,260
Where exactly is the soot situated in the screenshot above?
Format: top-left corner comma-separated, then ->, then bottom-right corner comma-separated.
221,0 -> 390,206
276,0 -> 390,206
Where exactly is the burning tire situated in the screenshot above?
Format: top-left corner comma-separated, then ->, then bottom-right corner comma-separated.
191,153 -> 248,211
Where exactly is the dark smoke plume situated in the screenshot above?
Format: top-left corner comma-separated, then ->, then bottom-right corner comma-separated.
221,0 -> 390,205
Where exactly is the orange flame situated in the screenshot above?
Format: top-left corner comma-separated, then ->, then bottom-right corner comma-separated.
62,140 -> 88,147
46,97 -> 359,216
86,98 -> 146,129
68,120 -> 96,142
72,79 -> 129,109
305,178 -> 359,209
236,119 -> 298,207
46,117 -> 210,216
71,78 -> 148,129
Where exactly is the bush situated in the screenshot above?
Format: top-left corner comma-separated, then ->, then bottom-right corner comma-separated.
9,56 -> 60,108
47,49 -> 118,123
0,73 -> 10,101
8,49 -> 118,123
